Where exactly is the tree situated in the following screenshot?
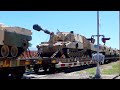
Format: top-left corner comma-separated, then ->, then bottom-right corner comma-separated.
29,43 -> 32,47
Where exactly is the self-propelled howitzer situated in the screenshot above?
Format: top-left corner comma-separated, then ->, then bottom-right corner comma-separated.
33,24 -> 93,58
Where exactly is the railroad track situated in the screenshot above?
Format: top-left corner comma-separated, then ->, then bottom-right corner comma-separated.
22,60 -> 119,79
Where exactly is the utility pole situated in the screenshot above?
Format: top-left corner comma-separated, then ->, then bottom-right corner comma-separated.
91,11 -> 110,79
94,11 -> 101,79
119,11 -> 120,75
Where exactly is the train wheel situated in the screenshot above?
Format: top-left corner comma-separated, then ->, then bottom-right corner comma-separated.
33,64 -> 40,74
104,60 -> 109,64
0,69 -> 9,79
49,67 -> 56,73
1,45 -> 9,57
48,64 -> 56,74
10,46 -> 18,57
9,67 -> 25,79
99,62 -> 104,65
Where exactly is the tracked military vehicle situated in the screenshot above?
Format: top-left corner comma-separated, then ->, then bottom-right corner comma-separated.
33,24 -> 119,59
33,24 -> 95,59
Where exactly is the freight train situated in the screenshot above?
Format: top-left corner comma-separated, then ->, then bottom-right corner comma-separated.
0,23 -> 119,78
30,24 -> 119,73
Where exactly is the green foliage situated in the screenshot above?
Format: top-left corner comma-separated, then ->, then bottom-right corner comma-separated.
102,63 -> 120,75
29,43 -> 32,47
85,68 -> 96,75
77,61 -> 120,75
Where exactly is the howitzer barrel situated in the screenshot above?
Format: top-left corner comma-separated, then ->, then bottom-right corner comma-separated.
33,24 -> 52,35
44,30 -> 51,34
33,24 -> 43,31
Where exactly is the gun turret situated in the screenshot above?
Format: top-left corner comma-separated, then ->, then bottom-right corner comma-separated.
33,24 -> 52,35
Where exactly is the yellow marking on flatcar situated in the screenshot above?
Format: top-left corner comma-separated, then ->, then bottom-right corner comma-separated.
17,60 -> 20,66
0,61 -> 3,67
20,60 -> 26,66
3,60 -> 10,67
51,60 -> 56,63
10,60 -> 17,67
37,60 -> 42,64
25,60 -> 31,65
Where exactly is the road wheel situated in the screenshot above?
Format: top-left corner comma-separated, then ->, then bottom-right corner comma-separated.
1,45 -> 9,57
10,46 -> 18,57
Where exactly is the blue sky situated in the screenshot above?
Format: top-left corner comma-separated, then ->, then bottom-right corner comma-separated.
0,11 -> 119,50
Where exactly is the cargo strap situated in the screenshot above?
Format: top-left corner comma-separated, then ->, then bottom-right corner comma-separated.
50,50 -> 59,58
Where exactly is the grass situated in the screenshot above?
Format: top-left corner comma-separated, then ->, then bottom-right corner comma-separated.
102,63 -> 120,75
78,61 -> 120,75
84,68 -> 96,75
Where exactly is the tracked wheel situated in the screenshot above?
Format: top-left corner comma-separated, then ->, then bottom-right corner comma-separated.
11,46 -> 18,57
1,45 -> 9,57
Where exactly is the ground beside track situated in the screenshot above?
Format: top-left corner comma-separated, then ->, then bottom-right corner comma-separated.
23,61 -> 120,79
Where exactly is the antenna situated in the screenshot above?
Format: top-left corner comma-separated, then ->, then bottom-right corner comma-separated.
57,29 -> 60,32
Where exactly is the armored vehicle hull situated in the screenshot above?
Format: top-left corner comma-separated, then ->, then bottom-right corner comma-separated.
0,24 -> 32,58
